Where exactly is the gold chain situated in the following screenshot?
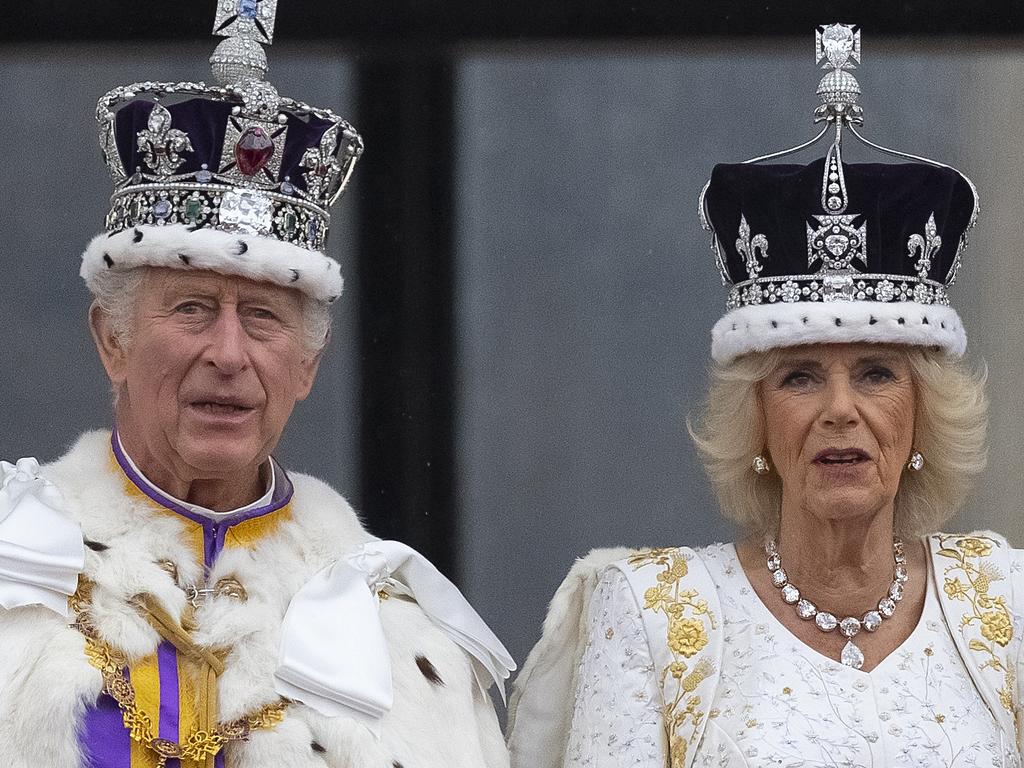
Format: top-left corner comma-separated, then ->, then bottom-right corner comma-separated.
71,582 -> 286,766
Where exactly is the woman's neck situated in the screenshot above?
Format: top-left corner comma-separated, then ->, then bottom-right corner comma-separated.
774,503 -> 899,616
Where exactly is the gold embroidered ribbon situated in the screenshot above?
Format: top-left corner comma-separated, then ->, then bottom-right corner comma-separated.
71,582 -> 285,767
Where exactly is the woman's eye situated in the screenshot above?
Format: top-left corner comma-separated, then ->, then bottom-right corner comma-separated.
781,370 -> 812,386
174,302 -> 203,314
863,366 -> 895,383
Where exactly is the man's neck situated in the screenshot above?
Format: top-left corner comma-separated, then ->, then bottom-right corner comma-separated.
115,429 -> 268,513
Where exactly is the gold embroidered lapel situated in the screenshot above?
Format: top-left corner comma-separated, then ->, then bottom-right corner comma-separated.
930,533 -> 1017,741
612,547 -> 723,768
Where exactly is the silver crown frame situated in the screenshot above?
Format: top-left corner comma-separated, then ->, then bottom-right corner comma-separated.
698,24 -> 979,309
96,0 -> 365,250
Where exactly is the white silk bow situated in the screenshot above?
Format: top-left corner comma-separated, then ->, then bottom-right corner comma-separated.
274,539 -> 516,732
0,458 -> 85,617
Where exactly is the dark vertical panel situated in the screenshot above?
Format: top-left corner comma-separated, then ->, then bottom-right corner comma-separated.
354,52 -> 457,575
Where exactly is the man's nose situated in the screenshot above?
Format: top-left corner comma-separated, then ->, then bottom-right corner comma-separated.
204,309 -> 248,374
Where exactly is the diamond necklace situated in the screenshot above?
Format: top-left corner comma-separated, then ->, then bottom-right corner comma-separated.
764,537 -> 908,670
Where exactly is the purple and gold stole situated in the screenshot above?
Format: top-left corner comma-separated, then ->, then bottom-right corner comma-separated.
80,434 -> 294,768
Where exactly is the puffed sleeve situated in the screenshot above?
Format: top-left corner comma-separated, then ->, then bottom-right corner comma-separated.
564,566 -> 668,768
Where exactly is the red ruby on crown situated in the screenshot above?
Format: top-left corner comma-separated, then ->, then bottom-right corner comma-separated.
234,126 -> 275,177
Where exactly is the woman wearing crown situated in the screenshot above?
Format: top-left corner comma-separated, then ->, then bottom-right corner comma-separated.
508,24 -> 1023,768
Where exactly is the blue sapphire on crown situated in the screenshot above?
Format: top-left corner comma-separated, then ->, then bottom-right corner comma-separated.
238,0 -> 258,20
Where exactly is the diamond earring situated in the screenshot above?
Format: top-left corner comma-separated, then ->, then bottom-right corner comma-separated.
907,450 -> 925,472
752,454 -> 771,475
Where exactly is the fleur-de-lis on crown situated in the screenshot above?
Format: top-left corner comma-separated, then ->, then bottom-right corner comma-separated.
137,103 -> 193,177
301,125 -> 345,201
736,215 -> 769,280
907,213 -> 942,279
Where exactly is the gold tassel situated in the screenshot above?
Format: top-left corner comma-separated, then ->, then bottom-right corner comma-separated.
136,594 -> 224,674
135,594 -> 224,767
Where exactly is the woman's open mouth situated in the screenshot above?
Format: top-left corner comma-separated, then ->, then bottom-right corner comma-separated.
813,448 -> 870,465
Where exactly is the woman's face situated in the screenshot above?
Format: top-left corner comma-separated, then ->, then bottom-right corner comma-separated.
759,343 -> 916,524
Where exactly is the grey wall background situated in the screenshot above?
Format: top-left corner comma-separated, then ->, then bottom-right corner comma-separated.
2,36 -> 1023,674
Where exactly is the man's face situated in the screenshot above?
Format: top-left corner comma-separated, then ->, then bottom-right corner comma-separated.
92,268 -> 320,487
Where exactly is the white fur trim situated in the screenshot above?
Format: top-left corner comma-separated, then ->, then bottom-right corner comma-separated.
711,301 -> 966,363
81,224 -> 344,303
0,431 -> 507,767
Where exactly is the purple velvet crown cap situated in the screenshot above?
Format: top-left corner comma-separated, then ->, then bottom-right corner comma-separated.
81,1 -> 364,305
113,98 -> 339,197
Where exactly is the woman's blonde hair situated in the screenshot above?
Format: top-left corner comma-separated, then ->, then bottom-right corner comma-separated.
689,346 -> 988,536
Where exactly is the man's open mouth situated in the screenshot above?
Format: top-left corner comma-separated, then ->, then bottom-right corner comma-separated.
193,401 -> 254,414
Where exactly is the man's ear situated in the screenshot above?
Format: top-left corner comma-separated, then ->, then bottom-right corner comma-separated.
294,352 -> 322,402
89,301 -> 128,385
294,327 -> 330,402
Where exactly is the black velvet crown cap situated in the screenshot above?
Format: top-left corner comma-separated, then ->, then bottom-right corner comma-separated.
703,159 -> 977,310
703,158 -> 979,363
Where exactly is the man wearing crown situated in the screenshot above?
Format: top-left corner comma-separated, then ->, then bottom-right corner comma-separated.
0,4 -> 512,767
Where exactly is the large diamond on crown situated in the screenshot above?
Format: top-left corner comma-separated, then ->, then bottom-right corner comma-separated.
822,26 -> 855,68
818,24 -> 860,70
219,189 -> 274,235
807,214 -> 867,272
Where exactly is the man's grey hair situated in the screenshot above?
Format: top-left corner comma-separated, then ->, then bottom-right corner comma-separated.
89,266 -> 332,354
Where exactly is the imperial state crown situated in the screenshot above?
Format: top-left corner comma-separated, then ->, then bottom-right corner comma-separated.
81,0 -> 364,304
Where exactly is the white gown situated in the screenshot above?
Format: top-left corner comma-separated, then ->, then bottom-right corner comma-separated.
565,543 -> 1019,767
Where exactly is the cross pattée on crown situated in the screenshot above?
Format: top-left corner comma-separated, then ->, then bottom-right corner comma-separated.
213,0 -> 279,46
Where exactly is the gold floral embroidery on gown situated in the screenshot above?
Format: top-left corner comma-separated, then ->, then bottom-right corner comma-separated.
935,534 -> 1017,716
628,548 -> 718,767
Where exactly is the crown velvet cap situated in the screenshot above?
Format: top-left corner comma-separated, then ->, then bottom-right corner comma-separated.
705,159 -> 977,363
112,99 -> 338,198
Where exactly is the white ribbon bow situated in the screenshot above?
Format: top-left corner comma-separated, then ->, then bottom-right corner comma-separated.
0,458 -> 85,617
274,539 -> 516,732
